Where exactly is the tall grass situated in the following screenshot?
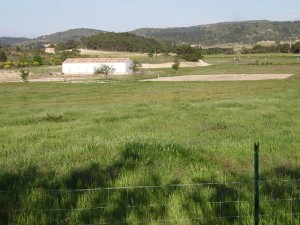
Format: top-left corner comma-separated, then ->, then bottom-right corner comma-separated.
0,63 -> 299,224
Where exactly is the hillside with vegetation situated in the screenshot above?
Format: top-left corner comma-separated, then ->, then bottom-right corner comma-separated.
36,28 -> 105,43
81,32 -> 164,53
2,20 -> 300,47
131,20 -> 300,45
0,37 -> 31,46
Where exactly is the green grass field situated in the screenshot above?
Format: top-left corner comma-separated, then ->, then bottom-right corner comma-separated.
0,54 -> 300,224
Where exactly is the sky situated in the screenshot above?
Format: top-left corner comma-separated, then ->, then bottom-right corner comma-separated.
1,0 -> 300,38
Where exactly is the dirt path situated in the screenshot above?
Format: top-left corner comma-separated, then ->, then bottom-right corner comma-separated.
1,71 -> 293,83
0,71 -> 101,83
143,74 -> 293,82
0,71 -> 22,82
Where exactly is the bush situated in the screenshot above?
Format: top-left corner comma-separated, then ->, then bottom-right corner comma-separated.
0,50 -> 7,62
130,60 -> 141,74
19,69 -> 29,82
172,57 -> 180,74
32,54 -> 43,65
33,61 -> 40,66
291,42 -> 300,54
94,64 -> 115,78
4,65 -> 10,70
176,45 -> 203,62
50,57 -> 63,65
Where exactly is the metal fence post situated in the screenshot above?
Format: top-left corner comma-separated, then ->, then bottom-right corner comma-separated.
254,142 -> 259,225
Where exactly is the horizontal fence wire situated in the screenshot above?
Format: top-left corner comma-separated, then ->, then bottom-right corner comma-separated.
3,199 -> 300,213
0,179 -> 299,194
0,180 -> 299,224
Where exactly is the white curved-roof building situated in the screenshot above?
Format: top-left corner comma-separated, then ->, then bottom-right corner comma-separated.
62,58 -> 133,75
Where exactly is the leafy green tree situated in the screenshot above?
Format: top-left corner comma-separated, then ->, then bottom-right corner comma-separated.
160,41 -> 176,53
15,46 -> 22,52
58,50 -> 80,62
32,54 -> 43,65
202,47 -> 234,55
50,57 -> 63,65
291,42 -> 300,54
176,45 -> 203,62
0,50 -> 7,62
172,57 -> 180,74
276,44 -> 290,53
130,60 -> 141,74
57,40 -> 80,51
94,64 -> 115,78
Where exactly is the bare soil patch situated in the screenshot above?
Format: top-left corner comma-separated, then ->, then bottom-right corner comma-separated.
143,74 -> 293,82
0,71 -> 22,82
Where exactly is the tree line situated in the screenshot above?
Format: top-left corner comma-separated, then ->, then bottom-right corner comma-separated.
81,32 -> 163,53
242,42 -> 300,54
132,21 -> 300,46
0,46 -> 80,69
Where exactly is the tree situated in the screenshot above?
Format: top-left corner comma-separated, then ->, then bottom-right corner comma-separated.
57,40 -> 79,50
59,50 -> 80,62
172,57 -> 180,74
291,42 -> 300,54
130,60 -> 141,74
94,64 -> 115,78
276,44 -> 290,53
0,50 -> 7,62
15,46 -> 22,52
32,54 -> 43,65
176,45 -> 203,62
19,69 -> 29,82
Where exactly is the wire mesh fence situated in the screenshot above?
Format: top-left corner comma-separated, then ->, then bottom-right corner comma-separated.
0,180 -> 299,224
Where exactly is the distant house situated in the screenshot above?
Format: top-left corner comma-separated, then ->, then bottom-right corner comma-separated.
44,44 -> 56,54
62,58 -> 133,75
45,48 -> 55,54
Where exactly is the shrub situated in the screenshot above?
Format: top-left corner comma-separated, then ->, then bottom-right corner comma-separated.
32,54 -> 43,65
94,64 -> 115,78
176,45 -> 203,62
33,61 -> 40,66
19,69 -> 29,82
0,50 -> 7,62
4,65 -> 10,70
50,57 -> 63,65
172,57 -> 180,74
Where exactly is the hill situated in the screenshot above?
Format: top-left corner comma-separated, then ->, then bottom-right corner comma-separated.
35,28 -> 105,43
0,29 -> 105,47
131,20 -> 300,45
0,37 -> 31,46
1,20 -> 300,47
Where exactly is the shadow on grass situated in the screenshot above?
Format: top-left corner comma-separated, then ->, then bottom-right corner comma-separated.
0,141 -> 298,224
259,166 -> 300,224
0,140 -> 191,224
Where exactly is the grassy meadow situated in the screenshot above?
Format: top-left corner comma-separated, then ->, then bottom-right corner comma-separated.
0,54 -> 300,224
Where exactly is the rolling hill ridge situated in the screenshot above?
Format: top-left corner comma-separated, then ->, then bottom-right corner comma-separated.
131,20 -> 300,45
1,20 -> 299,46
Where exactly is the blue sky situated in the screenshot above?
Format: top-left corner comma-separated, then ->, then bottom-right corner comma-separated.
1,0 -> 300,38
